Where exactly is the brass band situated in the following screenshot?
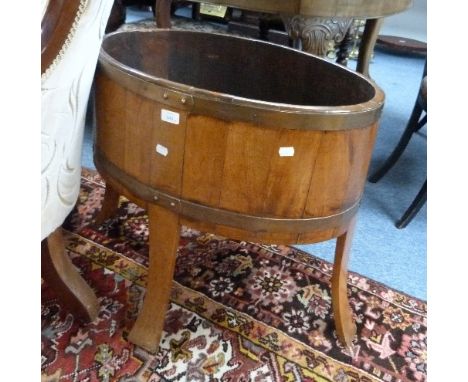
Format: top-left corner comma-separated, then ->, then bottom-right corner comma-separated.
94,150 -> 360,234
99,38 -> 384,131
99,57 -> 384,131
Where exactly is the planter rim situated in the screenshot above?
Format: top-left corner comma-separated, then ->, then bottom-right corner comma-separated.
99,29 -> 385,130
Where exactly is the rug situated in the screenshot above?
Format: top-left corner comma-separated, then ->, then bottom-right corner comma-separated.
41,169 -> 427,382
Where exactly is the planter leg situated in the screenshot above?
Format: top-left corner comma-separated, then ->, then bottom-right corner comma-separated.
42,228 -> 99,322
94,183 -> 120,225
331,217 -> 357,352
128,204 -> 180,353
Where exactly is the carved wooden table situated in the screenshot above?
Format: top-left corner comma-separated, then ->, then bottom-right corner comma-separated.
156,0 -> 413,76
95,29 -> 384,354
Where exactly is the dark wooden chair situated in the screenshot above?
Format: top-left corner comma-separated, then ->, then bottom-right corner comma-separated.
369,67 -> 427,229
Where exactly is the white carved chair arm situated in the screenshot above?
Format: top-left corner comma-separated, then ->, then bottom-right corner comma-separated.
41,0 -> 114,240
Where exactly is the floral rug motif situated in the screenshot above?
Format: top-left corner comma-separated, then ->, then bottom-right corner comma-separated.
41,169 -> 427,382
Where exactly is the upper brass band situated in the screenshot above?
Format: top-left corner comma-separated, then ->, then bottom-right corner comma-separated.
99,30 -> 384,132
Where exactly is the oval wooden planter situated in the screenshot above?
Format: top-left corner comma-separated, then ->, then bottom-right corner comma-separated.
94,29 -> 384,353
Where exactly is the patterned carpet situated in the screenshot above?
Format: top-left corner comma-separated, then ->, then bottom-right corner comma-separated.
41,170 -> 427,382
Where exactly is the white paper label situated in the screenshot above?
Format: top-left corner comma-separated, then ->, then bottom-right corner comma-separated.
279,147 -> 295,157
161,109 -> 180,125
156,144 -> 169,157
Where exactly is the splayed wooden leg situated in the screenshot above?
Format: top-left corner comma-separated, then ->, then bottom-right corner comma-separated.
42,228 -> 99,322
331,217 -> 357,352
94,183 -> 120,225
128,204 -> 180,353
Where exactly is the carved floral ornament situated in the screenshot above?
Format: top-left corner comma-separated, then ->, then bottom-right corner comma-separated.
281,15 -> 353,57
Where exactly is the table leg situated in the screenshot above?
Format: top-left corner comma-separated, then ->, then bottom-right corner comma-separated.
42,228 -> 100,322
128,204 -> 180,353
155,0 -> 172,28
356,18 -> 383,77
336,23 -> 355,66
331,217 -> 357,352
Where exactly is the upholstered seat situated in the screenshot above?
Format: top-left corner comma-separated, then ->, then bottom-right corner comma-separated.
41,0 -> 114,321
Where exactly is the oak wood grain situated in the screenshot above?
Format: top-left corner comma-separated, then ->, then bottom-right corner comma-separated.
95,73 -> 127,171
148,106 -> 187,196
124,90 -> 154,185
182,115 -> 229,207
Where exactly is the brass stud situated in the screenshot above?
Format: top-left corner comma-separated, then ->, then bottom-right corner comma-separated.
181,97 -> 187,104
163,92 -> 169,99
170,202 -> 176,207
154,195 -> 159,201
